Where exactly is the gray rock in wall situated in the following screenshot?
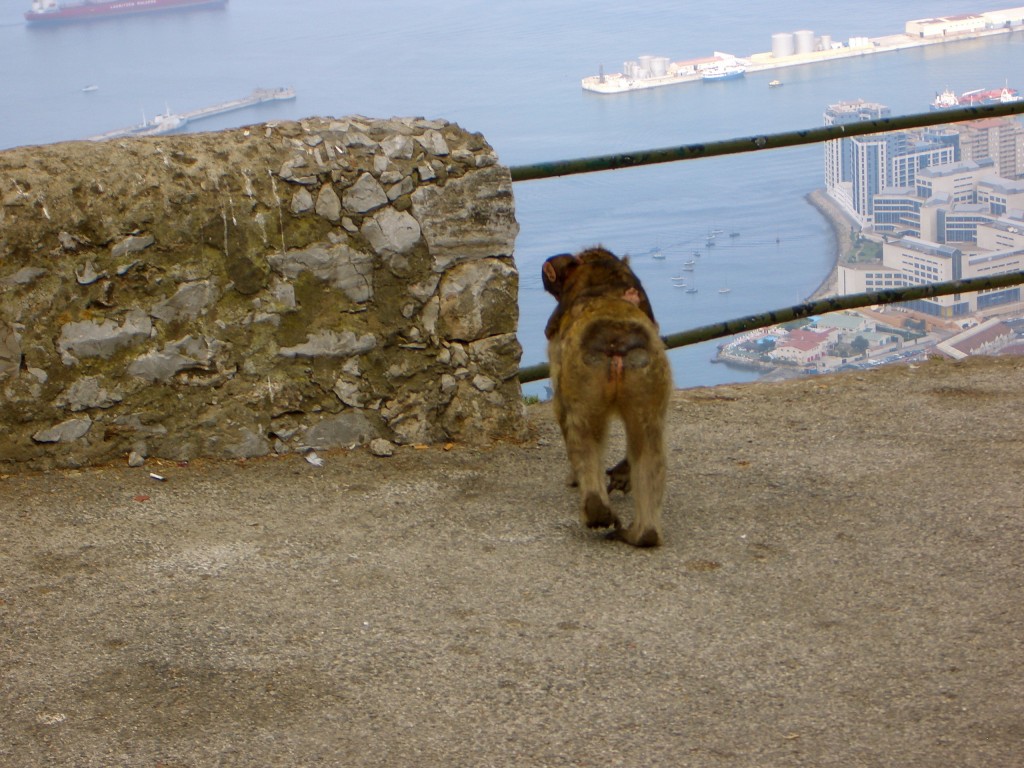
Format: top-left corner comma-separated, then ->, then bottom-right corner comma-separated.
267,244 -> 374,302
0,115 -> 525,471
150,281 -> 219,324
343,172 -> 389,214
279,330 -> 377,359
58,310 -> 153,364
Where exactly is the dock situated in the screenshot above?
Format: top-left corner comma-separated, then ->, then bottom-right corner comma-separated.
583,7 -> 1024,94
87,87 -> 296,141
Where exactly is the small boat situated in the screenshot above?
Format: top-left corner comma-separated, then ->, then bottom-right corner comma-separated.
685,286 -> 699,294
82,85 -> 99,93
650,248 -> 666,260
769,79 -> 782,88
684,259 -> 696,267
681,265 -> 695,272
718,287 -> 732,294
729,231 -> 740,238
710,228 -> 724,235
705,238 -> 716,246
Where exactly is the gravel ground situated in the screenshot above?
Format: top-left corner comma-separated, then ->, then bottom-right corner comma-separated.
1,355 -> 1022,767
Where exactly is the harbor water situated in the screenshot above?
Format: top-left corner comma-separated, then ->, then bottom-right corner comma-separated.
2,0 -> 1021,395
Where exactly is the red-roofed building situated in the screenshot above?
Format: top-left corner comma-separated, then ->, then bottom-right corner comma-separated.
935,318 -> 1014,359
768,328 -> 837,364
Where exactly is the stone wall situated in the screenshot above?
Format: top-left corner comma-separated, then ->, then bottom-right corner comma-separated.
0,117 -> 526,470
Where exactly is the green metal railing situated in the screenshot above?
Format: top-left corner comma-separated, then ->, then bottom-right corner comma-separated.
511,102 -> 1024,383
510,101 -> 1024,182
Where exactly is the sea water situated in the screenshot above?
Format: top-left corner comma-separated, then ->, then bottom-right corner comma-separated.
1,0 -> 1021,395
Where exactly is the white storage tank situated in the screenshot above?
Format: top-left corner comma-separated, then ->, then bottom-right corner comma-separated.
771,32 -> 795,58
819,33 -> 833,50
794,29 -> 816,54
651,56 -> 670,77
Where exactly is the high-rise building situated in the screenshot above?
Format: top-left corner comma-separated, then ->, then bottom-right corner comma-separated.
823,99 -> 890,197
950,117 -> 1024,179
824,100 -> 957,225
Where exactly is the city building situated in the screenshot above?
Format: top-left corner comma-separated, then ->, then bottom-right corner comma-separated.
880,237 -> 966,316
767,327 -> 836,364
839,235 -> 1024,317
951,117 -> 1024,179
824,100 -> 956,226
823,100 -> 890,218
935,318 -> 1015,358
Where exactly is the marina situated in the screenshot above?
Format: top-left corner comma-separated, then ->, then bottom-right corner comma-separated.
86,87 -> 296,141
582,6 -> 1024,94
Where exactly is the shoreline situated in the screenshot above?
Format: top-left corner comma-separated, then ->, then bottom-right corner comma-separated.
714,189 -> 855,381
805,188 -> 856,301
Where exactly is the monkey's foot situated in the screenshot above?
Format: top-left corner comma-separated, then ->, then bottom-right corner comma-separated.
606,525 -> 662,548
605,458 -> 631,494
583,492 -> 621,529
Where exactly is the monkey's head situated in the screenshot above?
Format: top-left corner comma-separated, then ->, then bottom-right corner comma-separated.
542,247 -> 655,340
542,253 -> 579,299
542,247 -> 627,299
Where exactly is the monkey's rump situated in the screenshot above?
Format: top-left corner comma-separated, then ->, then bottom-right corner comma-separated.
581,319 -> 652,369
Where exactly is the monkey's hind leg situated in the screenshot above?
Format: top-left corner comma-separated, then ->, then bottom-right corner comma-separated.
609,407 -> 666,548
563,406 -> 621,531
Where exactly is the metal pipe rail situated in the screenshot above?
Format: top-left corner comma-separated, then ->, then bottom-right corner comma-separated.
511,102 -> 1024,383
517,272 -> 1024,384
509,101 -> 1024,182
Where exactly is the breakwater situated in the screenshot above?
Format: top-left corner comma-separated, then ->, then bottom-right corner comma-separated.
88,87 -> 296,141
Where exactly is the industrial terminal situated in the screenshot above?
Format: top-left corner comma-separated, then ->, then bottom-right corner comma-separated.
582,6 -> 1024,93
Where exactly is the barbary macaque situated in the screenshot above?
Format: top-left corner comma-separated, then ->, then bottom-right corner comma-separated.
542,247 -> 672,547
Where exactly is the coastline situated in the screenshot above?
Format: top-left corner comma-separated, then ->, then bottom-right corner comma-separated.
805,188 -> 855,300
717,189 -> 854,382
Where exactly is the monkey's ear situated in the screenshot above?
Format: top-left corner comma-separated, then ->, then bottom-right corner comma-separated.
542,260 -> 559,291
540,259 -> 565,294
542,253 -> 581,296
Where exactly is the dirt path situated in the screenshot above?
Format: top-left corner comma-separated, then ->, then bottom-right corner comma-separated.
2,355 -> 1022,767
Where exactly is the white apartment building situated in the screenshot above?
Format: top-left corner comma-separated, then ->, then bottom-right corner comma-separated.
838,236 -> 1024,317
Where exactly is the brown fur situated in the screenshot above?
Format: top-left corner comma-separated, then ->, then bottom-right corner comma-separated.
542,248 -> 655,340
543,247 -> 672,547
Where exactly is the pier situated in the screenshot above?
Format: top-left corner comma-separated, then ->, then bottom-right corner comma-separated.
87,87 -> 296,141
583,7 -> 1024,94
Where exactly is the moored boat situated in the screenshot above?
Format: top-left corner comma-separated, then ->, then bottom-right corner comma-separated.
931,84 -> 1021,109
701,64 -> 745,81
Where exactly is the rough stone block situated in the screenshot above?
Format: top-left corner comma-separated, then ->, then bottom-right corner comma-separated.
0,116 -> 526,469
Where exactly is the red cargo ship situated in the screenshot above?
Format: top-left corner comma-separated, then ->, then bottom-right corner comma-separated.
25,0 -> 227,24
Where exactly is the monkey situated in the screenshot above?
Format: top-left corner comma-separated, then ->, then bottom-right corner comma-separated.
542,247 -> 672,547
542,247 -> 652,496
